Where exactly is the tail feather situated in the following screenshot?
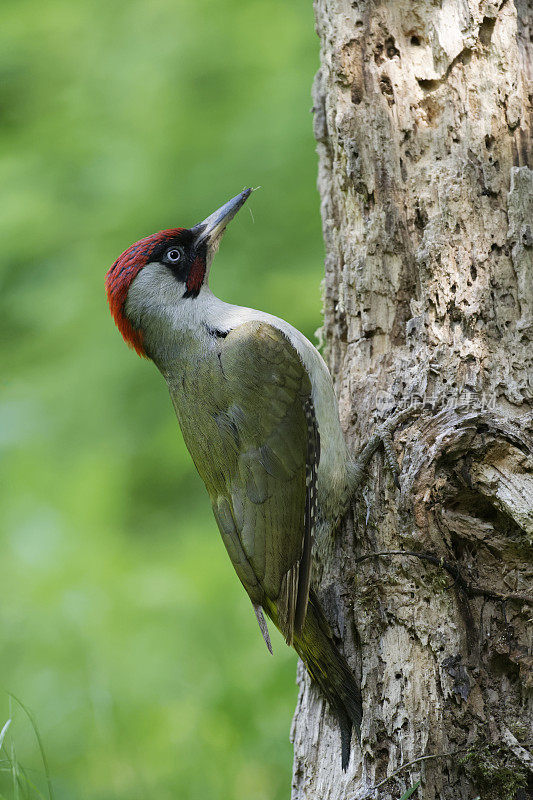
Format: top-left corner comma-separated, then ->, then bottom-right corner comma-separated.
338,709 -> 353,772
292,589 -> 362,770
253,603 -> 273,654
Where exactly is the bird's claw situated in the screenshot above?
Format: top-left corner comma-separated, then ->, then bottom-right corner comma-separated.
348,404 -> 421,495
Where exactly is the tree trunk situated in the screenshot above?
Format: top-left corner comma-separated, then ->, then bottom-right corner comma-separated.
290,1 -> 533,798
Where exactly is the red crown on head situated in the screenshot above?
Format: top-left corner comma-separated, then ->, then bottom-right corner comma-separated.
105,229 -> 183,357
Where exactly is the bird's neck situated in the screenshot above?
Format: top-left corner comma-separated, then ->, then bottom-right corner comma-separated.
142,286 -> 263,375
140,286 -> 211,368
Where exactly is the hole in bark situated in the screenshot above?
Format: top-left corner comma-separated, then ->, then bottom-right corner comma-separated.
395,672 -> 402,679
485,134 -> 494,149
410,35 -> 421,46
438,453 -> 531,562
351,81 -> 363,105
418,48 -> 471,93
470,264 -> 477,281
414,202 -> 427,230
418,77 -> 439,92
490,652 -> 520,680
479,16 -> 496,46
379,74 -> 394,104
385,36 -> 400,58
447,491 -> 498,523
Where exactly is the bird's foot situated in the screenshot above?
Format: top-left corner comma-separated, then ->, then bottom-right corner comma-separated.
348,405 -> 422,494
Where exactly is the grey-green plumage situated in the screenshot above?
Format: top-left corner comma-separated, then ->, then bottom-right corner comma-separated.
169,321 -> 314,645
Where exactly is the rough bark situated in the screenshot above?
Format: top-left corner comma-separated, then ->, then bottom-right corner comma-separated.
290,1 -> 533,798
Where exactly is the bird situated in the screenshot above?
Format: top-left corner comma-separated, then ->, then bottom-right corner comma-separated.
105,188 -> 400,769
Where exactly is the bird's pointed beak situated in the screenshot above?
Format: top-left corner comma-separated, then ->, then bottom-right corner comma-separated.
191,188 -> 252,248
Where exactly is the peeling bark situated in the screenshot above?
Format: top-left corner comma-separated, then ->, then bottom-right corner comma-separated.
291,1 -> 533,798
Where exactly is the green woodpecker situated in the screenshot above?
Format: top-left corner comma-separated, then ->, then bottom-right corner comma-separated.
105,189 -> 399,769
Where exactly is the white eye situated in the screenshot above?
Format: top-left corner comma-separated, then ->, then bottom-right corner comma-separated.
166,248 -> 182,263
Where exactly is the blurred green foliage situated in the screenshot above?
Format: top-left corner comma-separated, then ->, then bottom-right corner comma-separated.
0,0 -> 323,798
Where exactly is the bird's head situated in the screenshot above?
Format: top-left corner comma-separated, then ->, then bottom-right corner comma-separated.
105,188 -> 252,357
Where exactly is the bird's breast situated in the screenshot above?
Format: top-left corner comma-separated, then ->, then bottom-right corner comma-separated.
165,343 -> 238,496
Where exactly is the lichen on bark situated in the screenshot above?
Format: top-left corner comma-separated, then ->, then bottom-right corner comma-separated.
291,1 -> 533,798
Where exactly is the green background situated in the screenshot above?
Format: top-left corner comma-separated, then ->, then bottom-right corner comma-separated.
0,1 -> 323,798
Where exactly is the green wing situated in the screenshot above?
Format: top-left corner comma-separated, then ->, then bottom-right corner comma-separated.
183,320 -> 318,646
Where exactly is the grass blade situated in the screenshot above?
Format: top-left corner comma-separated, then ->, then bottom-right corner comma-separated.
8,695 -> 54,800
399,781 -> 421,800
0,721 -> 11,751
11,739 -> 19,800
